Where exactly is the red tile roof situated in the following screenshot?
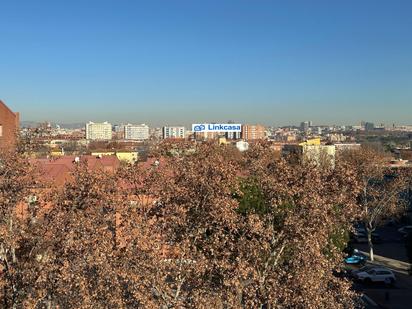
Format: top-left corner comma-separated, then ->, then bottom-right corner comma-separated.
33,155 -> 120,186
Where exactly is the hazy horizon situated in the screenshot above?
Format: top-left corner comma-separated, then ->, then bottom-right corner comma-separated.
1,1 -> 411,126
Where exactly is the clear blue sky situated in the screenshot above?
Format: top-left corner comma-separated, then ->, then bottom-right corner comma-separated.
1,0 -> 411,126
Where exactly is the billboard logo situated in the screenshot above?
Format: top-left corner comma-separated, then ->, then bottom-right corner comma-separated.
193,124 -> 206,132
192,123 -> 242,132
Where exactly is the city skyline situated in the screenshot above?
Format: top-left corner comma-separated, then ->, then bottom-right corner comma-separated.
1,0 -> 412,125
18,118 -> 408,129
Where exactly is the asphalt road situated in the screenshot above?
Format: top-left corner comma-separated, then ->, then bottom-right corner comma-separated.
353,225 -> 408,263
350,224 -> 412,309
359,270 -> 412,309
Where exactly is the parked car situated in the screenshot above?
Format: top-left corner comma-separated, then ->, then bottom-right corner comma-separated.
398,226 -> 412,238
370,232 -> 382,243
351,231 -> 368,243
385,218 -> 397,226
351,231 -> 381,244
345,250 -> 367,265
354,267 -> 396,285
354,224 -> 366,233
350,265 -> 376,278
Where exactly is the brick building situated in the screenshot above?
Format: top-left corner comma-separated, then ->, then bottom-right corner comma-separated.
241,124 -> 266,140
0,100 -> 20,149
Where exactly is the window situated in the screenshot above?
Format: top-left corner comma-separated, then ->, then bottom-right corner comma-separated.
0,125 -> 2,137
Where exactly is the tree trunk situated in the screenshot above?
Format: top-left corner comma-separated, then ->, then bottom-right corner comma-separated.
47,294 -> 53,309
367,228 -> 374,261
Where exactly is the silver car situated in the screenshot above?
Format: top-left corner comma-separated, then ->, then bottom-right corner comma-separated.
355,267 -> 396,285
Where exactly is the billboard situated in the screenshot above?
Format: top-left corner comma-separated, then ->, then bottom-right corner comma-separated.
192,123 -> 242,133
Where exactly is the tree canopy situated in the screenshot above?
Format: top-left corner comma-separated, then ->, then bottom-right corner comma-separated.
0,143 -> 372,308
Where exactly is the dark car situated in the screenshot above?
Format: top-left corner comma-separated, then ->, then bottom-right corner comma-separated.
350,231 -> 382,244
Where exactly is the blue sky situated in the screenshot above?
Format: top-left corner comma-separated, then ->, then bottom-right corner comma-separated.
1,0 -> 411,126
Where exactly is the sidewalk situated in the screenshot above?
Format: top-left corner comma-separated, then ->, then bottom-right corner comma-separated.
359,251 -> 411,274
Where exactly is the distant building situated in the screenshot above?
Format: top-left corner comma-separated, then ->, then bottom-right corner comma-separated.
365,122 -> 375,131
86,121 -> 112,140
225,131 -> 242,140
113,124 -> 123,132
163,126 -> 185,139
236,141 -> 249,152
149,127 -> 163,139
225,120 -> 242,139
300,121 -> 310,132
91,150 -> 139,164
300,138 -> 321,146
194,131 -> 220,140
334,143 -> 361,153
282,138 -> 336,166
350,125 -> 362,131
218,137 -> 229,145
124,124 -> 149,140
0,100 -> 19,149
327,133 -> 347,143
303,145 -> 335,165
286,135 -> 297,142
242,124 -> 266,140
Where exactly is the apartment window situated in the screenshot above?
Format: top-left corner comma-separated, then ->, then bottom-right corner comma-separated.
0,125 -> 2,137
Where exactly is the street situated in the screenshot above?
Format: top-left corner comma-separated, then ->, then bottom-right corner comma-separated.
351,224 -> 412,309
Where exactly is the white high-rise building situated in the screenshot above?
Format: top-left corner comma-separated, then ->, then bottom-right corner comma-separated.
86,121 -> 112,140
124,124 -> 150,140
162,126 -> 185,139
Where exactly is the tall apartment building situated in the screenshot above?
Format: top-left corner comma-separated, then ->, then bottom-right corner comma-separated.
0,100 -> 19,149
162,126 -> 185,139
242,124 -> 266,141
224,120 -> 242,140
300,121 -> 310,132
86,121 -> 112,140
365,122 -> 375,131
124,124 -> 149,140
225,131 -> 242,140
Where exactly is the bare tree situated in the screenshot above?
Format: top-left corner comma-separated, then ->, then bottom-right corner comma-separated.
340,146 -> 410,261
234,143 -> 362,308
0,150 -> 41,308
35,163 -> 132,308
1,142 -> 369,308
121,142 -> 363,308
